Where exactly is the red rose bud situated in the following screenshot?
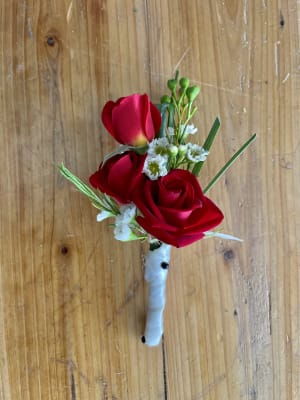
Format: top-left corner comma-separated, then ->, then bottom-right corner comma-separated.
101,94 -> 161,146
89,152 -> 146,204
132,169 -> 223,248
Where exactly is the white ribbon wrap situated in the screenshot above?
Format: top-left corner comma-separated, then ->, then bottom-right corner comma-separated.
142,243 -> 171,346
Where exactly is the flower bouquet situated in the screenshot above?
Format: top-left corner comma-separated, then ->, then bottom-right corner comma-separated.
59,72 -> 256,346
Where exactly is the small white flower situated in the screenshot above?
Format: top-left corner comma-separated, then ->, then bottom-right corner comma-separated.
147,137 -> 170,157
186,143 -> 209,162
114,204 -> 137,241
118,204 -> 136,223
97,210 -> 113,222
114,224 -> 133,241
166,124 -> 197,140
143,155 -> 168,180
182,124 -> 198,135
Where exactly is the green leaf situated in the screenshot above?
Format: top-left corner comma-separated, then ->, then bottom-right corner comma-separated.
192,117 -> 221,176
156,103 -> 169,138
202,117 -> 221,150
203,133 -> 257,194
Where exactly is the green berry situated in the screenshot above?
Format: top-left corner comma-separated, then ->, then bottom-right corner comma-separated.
167,79 -> 177,91
160,95 -> 171,104
179,77 -> 190,89
186,86 -> 200,102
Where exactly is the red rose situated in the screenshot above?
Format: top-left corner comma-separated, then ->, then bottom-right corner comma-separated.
89,152 -> 146,204
132,169 -> 224,248
101,94 -> 161,146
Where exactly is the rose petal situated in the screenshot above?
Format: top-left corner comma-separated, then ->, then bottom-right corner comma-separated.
157,206 -> 194,226
135,220 -> 205,247
89,152 -> 146,204
101,100 -> 118,139
184,197 -> 224,233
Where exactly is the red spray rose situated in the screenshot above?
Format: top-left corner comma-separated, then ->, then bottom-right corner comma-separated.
101,94 -> 161,146
89,152 -> 146,204
132,169 -> 224,248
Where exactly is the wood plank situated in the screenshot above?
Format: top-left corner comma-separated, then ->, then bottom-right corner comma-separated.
0,1 -> 299,399
145,1 -> 300,399
0,1 -> 164,399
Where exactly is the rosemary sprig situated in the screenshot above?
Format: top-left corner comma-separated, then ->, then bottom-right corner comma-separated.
58,163 -> 119,214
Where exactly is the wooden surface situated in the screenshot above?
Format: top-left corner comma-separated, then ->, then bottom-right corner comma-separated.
0,1 -> 299,399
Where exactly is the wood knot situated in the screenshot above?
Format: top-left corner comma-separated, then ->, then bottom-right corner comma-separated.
279,11 -> 285,27
61,246 -> 69,255
223,249 -> 235,261
47,36 -> 56,46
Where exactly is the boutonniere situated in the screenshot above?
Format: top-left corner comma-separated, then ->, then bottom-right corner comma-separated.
59,72 -> 256,346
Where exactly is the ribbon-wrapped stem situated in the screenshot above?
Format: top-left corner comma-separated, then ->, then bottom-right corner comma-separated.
142,242 -> 171,346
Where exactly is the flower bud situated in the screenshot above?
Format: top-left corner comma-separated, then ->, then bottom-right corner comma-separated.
179,77 -> 190,90
101,94 -> 161,146
167,79 -> 177,91
178,144 -> 187,157
186,86 -> 200,102
168,145 -> 178,157
160,95 -> 171,104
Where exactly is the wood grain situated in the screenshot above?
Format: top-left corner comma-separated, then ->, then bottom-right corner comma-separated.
0,1 -> 299,399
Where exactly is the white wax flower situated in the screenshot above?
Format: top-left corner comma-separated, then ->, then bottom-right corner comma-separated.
182,124 -> 198,135
143,155 -> 168,180
186,143 -> 209,162
167,125 -> 197,137
113,204 -> 137,241
147,137 -> 170,157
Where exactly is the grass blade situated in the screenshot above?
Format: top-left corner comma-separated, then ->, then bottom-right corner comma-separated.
192,117 -> 221,176
203,133 -> 257,194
